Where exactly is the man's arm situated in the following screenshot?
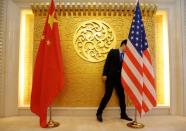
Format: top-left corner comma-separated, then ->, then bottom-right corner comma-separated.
102,49 -> 113,78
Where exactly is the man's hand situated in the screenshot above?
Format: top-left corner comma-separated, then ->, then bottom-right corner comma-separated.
102,76 -> 107,81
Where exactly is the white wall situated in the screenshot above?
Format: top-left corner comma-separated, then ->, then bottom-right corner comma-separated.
1,0 -> 20,117
169,0 -> 184,115
182,0 -> 186,116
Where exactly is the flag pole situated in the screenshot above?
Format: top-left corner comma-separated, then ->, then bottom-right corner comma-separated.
47,106 -> 60,128
127,109 -> 144,128
46,0 -> 60,128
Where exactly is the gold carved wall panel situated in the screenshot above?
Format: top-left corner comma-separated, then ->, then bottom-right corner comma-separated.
22,3 -> 165,107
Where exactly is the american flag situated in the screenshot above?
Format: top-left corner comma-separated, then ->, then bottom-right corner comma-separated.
121,1 -> 157,115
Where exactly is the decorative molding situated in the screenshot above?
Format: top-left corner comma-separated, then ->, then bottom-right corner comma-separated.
3,0 -> 20,116
31,2 -> 157,16
12,0 -> 175,4
181,0 -> 186,116
18,106 -> 170,116
167,0 -> 186,115
0,0 -> 6,117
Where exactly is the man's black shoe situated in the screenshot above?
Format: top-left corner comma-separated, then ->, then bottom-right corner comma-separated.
96,114 -> 103,122
121,115 -> 133,121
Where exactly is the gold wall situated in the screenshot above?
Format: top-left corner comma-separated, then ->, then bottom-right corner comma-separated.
154,14 -> 165,104
20,3 -> 166,107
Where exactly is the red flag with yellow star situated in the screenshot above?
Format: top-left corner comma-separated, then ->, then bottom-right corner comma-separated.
30,0 -> 64,128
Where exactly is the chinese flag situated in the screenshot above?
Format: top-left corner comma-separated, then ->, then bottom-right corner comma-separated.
30,0 -> 64,128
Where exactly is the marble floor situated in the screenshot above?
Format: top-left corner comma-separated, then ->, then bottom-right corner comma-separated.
0,116 -> 186,131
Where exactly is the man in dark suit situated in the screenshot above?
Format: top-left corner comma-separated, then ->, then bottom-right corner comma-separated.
96,39 -> 132,122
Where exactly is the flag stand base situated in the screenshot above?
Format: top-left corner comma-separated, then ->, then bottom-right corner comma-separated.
127,121 -> 144,129
47,120 -> 60,128
47,106 -> 60,128
126,109 -> 144,129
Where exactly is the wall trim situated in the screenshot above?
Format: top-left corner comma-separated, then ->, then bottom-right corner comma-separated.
18,106 -> 170,117
0,0 -> 7,117
3,0 -> 21,117
181,0 -> 186,116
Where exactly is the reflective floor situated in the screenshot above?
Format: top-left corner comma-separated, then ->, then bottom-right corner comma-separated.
0,116 -> 186,131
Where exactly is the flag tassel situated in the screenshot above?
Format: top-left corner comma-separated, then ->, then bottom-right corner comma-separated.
47,106 -> 60,128
127,109 -> 144,129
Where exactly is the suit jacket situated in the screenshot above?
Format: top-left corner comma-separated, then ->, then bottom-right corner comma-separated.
103,49 -> 123,79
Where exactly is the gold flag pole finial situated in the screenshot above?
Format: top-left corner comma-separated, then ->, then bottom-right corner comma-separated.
127,109 -> 144,128
47,106 -> 60,128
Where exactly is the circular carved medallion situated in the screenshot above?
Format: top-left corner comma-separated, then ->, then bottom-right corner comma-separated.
73,20 -> 115,62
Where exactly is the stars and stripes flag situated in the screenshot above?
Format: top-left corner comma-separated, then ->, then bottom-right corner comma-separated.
121,1 -> 157,115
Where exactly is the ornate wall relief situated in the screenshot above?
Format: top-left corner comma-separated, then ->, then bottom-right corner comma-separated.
73,20 -> 115,62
